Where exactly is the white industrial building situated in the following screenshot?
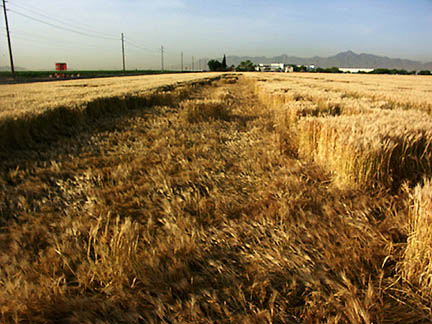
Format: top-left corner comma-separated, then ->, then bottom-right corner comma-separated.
256,63 -> 294,72
339,68 -> 374,73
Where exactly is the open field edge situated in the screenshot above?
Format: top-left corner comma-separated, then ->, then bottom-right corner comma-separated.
0,75 -> 225,152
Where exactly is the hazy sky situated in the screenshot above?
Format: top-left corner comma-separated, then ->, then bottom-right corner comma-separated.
1,0 -> 431,70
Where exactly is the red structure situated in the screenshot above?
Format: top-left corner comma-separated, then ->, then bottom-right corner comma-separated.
55,63 -> 67,71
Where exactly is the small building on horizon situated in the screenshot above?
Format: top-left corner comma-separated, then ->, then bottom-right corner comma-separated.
256,63 -> 293,72
55,62 -> 67,71
339,67 -> 374,73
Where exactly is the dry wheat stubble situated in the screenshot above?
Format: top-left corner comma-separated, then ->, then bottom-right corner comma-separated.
0,74 -> 431,323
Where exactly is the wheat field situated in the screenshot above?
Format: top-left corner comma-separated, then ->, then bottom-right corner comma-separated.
0,73 -> 226,119
255,73 -> 432,114
1,72 -> 432,323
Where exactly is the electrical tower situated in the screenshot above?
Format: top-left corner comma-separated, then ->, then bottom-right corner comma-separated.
121,33 -> 125,72
161,46 -> 164,72
2,0 -> 15,79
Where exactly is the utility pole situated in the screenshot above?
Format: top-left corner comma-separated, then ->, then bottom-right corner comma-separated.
181,51 -> 183,72
2,0 -> 15,79
192,56 -> 194,71
121,33 -> 125,73
160,45 -> 164,72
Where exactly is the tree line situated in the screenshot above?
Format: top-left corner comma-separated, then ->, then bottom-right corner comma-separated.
368,68 -> 430,75
207,56 -> 431,75
208,56 -> 256,72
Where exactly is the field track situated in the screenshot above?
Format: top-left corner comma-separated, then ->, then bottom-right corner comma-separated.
1,74 -> 431,323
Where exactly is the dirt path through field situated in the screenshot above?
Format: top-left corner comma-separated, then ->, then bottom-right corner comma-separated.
0,76 -> 422,323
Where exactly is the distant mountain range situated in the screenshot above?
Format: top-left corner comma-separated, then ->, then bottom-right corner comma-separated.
199,51 -> 432,71
2,51 -> 431,72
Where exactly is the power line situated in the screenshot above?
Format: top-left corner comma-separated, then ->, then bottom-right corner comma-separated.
8,2 -> 118,39
8,1 -> 103,31
124,39 -> 159,54
8,33 -> 105,50
9,9 -> 119,41
1,5 -> 175,71
124,44 -> 159,57
124,37 -> 160,52
7,29 -> 114,50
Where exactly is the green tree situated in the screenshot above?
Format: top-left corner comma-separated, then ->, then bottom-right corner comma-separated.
316,67 -> 342,73
208,59 -> 222,71
236,60 -> 256,72
292,65 -> 301,72
418,70 -> 431,75
371,68 -> 410,75
299,65 -> 307,72
222,55 -> 227,70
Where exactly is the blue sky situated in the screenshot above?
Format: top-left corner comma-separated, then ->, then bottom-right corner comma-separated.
1,0 -> 431,70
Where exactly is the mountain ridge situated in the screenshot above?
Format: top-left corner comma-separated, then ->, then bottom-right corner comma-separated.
199,51 -> 432,71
